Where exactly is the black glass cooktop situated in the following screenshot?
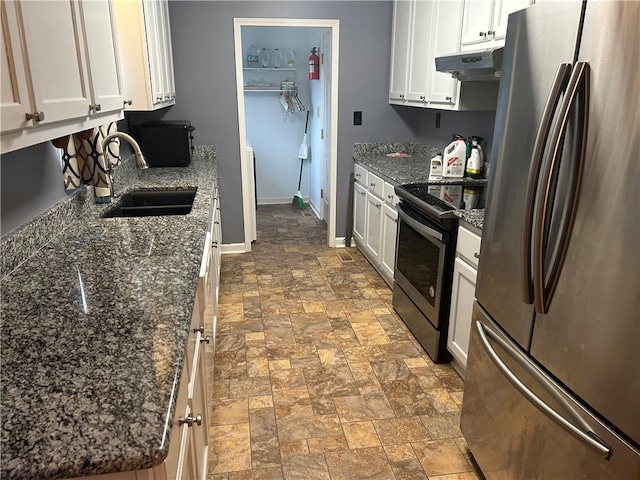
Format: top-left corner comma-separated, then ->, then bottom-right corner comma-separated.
395,182 -> 488,217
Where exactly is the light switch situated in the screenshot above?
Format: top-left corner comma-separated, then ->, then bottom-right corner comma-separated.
353,111 -> 362,126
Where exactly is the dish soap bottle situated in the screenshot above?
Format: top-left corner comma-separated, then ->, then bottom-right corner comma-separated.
443,134 -> 466,178
465,136 -> 484,178
429,152 -> 443,180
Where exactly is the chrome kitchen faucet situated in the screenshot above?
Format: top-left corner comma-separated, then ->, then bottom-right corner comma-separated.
95,132 -> 148,204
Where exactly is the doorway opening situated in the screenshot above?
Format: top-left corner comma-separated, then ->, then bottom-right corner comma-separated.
233,18 -> 339,252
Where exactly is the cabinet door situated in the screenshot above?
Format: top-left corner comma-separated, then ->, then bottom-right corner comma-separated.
406,0 -> 433,103
353,181 -> 367,245
460,0 -> 493,48
142,0 -> 164,105
78,0 -> 124,114
447,257 -> 478,370
159,0 -> 175,102
1,1 -> 32,132
364,191 -> 383,264
425,0 -> 462,105
389,0 -> 413,102
189,333 -> 209,480
380,203 -> 398,284
19,0 -> 91,124
491,0 -> 531,41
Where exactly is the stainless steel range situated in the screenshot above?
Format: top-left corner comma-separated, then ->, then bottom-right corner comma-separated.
392,182 -> 486,363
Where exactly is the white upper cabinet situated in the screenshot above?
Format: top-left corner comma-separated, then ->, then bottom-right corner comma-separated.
1,2 -> 31,132
113,0 -> 176,110
390,0 -> 469,111
79,0 -> 125,114
1,0 -> 124,154
460,0 -> 533,51
389,0 -> 413,102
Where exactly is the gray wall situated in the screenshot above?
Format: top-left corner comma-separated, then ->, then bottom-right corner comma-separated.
165,1 -> 419,243
1,143 -> 68,237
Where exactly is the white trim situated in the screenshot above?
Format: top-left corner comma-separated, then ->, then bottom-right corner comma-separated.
308,199 -> 322,220
234,17 -> 340,251
333,237 -> 356,248
257,196 -> 309,206
221,243 -> 248,254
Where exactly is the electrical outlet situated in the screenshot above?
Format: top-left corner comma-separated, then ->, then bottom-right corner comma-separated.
435,112 -> 441,128
353,111 -> 362,126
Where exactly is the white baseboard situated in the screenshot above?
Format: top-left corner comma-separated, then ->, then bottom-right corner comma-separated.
257,196 -> 309,205
308,199 -> 322,220
221,243 -> 247,254
334,236 -> 355,248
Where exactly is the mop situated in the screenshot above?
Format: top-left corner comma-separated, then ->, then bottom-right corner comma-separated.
292,110 -> 310,208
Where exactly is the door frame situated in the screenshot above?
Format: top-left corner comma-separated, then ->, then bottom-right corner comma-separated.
233,17 -> 340,251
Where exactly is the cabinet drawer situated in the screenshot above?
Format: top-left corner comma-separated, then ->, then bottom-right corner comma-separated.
383,181 -> 399,206
354,163 -> 367,185
367,171 -> 384,197
457,225 -> 481,268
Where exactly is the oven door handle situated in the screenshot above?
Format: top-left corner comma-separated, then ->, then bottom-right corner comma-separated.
397,205 -> 444,242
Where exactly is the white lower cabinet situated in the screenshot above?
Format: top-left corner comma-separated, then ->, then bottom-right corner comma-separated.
380,204 -> 399,281
352,163 -> 398,287
447,224 -> 481,377
353,181 -> 367,245
365,190 -> 383,264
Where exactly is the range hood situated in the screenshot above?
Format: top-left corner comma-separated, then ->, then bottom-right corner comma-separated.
435,47 -> 503,82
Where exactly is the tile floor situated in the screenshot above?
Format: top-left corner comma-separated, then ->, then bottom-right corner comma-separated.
205,204 -> 480,480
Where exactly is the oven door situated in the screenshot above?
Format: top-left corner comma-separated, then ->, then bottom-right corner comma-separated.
394,202 -> 449,327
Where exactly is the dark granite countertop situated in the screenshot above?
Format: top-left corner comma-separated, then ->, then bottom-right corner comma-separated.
1,146 -> 217,479
353,142 -> 486,229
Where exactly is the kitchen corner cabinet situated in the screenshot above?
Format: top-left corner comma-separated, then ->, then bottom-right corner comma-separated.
447,224 -> 481,377
352,163 -> 398,287
389,0 -> 463,110
460,0 -> 533,51
0,0 -> 124,154
112,0 -> 176,111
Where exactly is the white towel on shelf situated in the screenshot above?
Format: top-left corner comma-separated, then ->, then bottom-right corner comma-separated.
56,122 -> 120,191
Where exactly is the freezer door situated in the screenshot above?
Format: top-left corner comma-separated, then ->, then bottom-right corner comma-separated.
529,0 -> 640,446
461,303 -> 640,479
475,1 -> 583,349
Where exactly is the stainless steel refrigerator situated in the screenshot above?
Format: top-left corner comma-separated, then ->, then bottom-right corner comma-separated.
461,1 -> 640,478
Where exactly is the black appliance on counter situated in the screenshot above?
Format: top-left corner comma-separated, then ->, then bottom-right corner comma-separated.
392,182 -> 486,363
138,120 -> 195,167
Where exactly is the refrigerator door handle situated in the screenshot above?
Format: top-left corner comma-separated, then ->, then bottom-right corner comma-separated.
521,63 -> 572,304
475,320 -> 611,458
533,62 -> 590,313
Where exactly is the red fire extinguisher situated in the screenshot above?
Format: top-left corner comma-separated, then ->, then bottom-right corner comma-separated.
309,47 -> 320,80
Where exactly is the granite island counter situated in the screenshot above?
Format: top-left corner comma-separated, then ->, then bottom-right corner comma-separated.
1,146 -> 218,479
353,142 -> 485,230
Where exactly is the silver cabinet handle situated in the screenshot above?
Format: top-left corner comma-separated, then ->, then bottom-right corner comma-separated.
89,103 -> 102,112
374,203 -> 381,208
399,94 -> 405,98
193,326 -> 204,334
370,182 -> 376,187
475,320 -> 611,458
200,335 -> 211,344
474,252 -> 480,259
123,99 -> 133,107
488,30 -> 495,35
419,95 -> 425,100
179,414 -> 203,427
479,31 -> 486,37
25,111 -> 44,121
359,191 -> 365,196
446,96 -> 452,101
